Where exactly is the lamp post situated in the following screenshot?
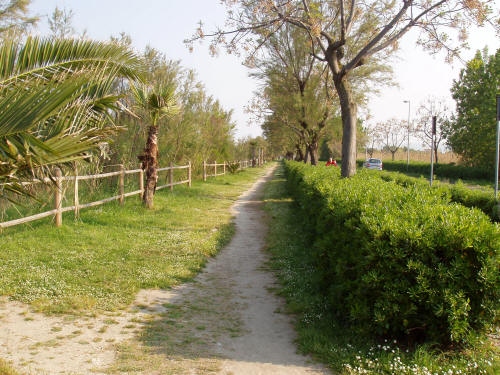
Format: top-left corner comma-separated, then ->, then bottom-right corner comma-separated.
403,100 -> 411,170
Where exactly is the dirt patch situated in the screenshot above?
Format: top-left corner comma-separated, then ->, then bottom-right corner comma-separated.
0,297 -> 150,374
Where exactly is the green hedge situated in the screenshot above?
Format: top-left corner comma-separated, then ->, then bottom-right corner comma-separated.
374,170 -> 500,222
376,160 -> 492,181
284,161 -> 499,345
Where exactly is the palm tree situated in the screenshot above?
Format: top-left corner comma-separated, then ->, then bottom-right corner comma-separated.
131,81 -> 179,209
0,36 -> 144,198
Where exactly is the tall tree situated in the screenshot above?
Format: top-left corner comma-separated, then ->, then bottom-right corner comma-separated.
131,81 -> 180,209
248,25 -> 340,165
187,0 -> 498,177
446,48 -> 500,170
108,43 -> 237,176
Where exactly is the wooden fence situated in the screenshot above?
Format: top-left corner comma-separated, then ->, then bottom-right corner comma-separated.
202,160 -> 252,181
1,162 -> 191,229
0,159 -> 258,230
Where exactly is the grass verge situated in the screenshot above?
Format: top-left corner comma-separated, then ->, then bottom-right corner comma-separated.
0,165 -> 271,314
263,164 -> 499,375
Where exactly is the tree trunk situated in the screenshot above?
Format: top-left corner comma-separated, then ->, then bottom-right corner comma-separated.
309,141 -> 319,165
304,146 -> 310,164
334,78 -> 357,177
434,147 -> 439,164
295,144 -> 304,161
139,125 -> 159,209
391,151 -> 396,161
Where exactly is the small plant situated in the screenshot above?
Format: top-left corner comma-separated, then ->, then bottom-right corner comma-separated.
226,161 -> 240,174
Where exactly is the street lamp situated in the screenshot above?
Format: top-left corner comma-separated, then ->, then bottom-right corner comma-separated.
403,100 -> 411,170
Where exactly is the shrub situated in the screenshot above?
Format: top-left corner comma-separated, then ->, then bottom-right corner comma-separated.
226,161 -> 240,174
377,160 -> 492,181
376,170 -> 499,222
284,161 -> 499,346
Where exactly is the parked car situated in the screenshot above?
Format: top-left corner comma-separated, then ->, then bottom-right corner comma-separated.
363,158 -> 383,170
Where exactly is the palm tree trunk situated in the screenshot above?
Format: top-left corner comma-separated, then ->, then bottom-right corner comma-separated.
139,125 -> 159,209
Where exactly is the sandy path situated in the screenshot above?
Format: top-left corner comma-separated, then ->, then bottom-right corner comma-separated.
213,167 -> 327,374
0,166 -> 328,374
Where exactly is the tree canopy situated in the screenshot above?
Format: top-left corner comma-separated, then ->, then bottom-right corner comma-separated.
188,0 -> 499,176
446,48 -> 500,170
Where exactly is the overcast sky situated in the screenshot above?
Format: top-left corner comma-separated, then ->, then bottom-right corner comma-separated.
30,0 -> 500,142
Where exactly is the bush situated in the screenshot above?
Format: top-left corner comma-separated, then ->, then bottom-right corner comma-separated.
376,170 -> 500,222
378,160 -> 492,181
284,161 -> 499,346
226,161 -> 240,174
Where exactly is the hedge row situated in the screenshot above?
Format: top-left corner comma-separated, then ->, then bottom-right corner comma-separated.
374,170 -> 500,222
284,161 -> 499,346
374,160 -> 492,181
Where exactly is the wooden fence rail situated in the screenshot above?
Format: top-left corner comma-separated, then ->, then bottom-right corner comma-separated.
0,159 -> 259,230
0,162 -> 192,229
203,160 -> 251,181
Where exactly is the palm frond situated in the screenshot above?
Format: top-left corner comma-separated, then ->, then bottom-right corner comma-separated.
0,36 -> 145,85
0,36 -> 145,198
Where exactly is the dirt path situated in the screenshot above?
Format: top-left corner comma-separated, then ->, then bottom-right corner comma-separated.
119,165 -> 327,374
207,166 -> 327,374
0,166 -> 328,374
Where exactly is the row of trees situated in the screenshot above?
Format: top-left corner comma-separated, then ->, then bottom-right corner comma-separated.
0,1 -> 264,209
189,0 -> 498,177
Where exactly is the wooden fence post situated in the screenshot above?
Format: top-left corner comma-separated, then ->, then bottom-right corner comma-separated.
54,168 -> 62,227
188,161 -> 192,187
223,162 -> 226,175
214,161 -> 217,177
74,166 -> 79,219
203,160 -> 207,182
169,162 -> 174,191
139,168 -> 144,200
119,164 -> 125,205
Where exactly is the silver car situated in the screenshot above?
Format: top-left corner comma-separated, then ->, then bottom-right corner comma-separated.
363,158 -> 383,170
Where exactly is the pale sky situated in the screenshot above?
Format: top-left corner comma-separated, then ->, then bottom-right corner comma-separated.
30,0 -> 500,143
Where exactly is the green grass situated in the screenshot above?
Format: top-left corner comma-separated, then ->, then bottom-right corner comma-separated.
262,164 -> 499,375
396,170 -> 495,191
0,165 -> 271,314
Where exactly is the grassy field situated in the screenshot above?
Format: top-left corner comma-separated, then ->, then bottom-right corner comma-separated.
0,165 -> 270,315
262,165 -> 499,375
